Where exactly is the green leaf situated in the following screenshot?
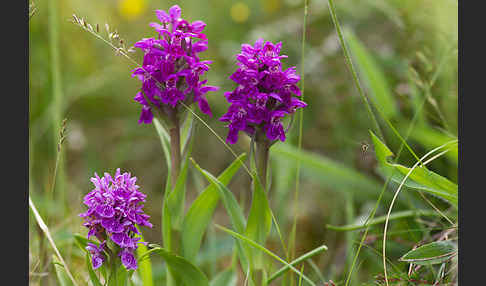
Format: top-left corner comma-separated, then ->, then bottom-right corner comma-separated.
52,255 -> 74,286
272,143 -> 384,201
399,241 -> 457,265
148,247 -> 209,286
182,153 -> 247,261
215,225 -> 317,286
209,269 -> 237,286
370,131 -> 458,206
135,229 -> 153,286
153,118 -> 172,170
345,29 -> 398,119
245,174 -> 272,269
167,147 -> 191,230
190,158 -> 250,272
406,124 -> 458,166
267,245 -> 327,284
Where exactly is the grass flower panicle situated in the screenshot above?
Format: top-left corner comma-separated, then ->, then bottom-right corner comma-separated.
79,168 -> 152,270
132,5 -> 219,124
220,39 -> 307,144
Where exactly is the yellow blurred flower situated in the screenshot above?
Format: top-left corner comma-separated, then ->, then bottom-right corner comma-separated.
119,0 -> 147,20
230,2 -> 250,23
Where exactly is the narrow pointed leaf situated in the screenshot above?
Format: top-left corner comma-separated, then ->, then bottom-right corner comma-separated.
370,131 -> 458,206
182,153 -> 247,260
148,247 -> 209,286
245,174 -> 272,269
209,269 -> 237,286
190,158 -> 250,271
345,29 -> 398,119
399,241 -> 457,265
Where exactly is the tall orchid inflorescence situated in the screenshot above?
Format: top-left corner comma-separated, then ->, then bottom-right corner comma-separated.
220,39 -> 306,145
132,5 -> 218,124
79,169 -> 152,270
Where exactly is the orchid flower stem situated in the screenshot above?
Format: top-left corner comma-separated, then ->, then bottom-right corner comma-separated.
255,133 -> 270,191
169,112 -> 181,189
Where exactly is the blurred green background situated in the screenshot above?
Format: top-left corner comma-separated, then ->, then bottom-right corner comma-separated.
29,0 -> 457,285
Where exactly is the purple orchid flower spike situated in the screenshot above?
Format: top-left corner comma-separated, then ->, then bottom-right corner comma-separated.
220,39 -> 306,145
132,5 -> 219,125
80,168 -> 152,271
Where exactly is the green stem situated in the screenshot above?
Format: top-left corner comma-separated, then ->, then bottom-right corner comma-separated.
255,132 -> 270,190
169,112 -> 181,190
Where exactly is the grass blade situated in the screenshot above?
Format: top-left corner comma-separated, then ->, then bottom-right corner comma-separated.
370,131 -> 458,206
267,245 -> 327,284
344,29 -> 398,119
210,269 -> 237,286
326,209 -> 443,231
215,224 -> 317,286
29,197 -> 78,286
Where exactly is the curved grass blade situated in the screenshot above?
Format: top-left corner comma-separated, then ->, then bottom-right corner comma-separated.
370,131 -> 458,206
267,245 -> 327,284
29,197 -> 78,286
145,247 -> 209,286
215,224 -> 317,286
182,153 -> 247,261
326,209 -> 443,231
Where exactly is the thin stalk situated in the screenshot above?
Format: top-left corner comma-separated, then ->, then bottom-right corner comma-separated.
288,2 -> 308,285
48,0 -> 66,208
29,197 -> 78,286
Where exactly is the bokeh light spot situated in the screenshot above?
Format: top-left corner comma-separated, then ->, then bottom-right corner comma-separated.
119,0 -> 147,20
231,2 -> 250,23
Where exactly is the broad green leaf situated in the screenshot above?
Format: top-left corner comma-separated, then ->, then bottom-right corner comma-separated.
162,196 -> 172,251
370,131 -> 458,206
182,153 -> 247,261
52,255 -> 74,286
245,174 -> 272,269
399,241 -> 457,265
209,269 -> 237,286
345,29 -> 398,119
326,209 -> 442,231
167,148 -> 191,230
272,143 -> 383,201
153,118 -> 171,170
135,229 -> 153,286
147,247 -> 209,286
190,158 -> 250,272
